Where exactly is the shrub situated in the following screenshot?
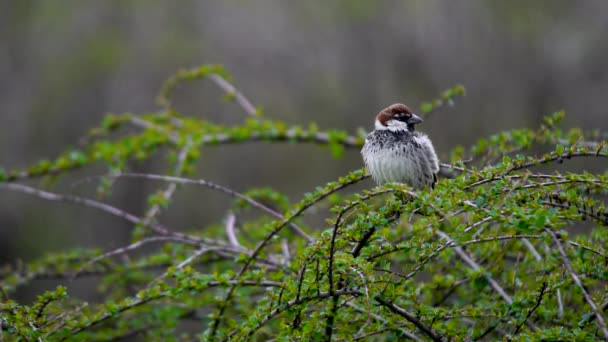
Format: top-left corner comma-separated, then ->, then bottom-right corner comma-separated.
1,66 -> 607,341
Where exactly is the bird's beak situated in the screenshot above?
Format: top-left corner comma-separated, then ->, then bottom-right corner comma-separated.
408,113 -> 423,125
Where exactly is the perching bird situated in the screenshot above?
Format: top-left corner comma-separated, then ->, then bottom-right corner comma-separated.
361,103 -> 439,190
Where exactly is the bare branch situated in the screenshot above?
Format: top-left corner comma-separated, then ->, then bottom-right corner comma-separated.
149,245 -> 221,285
107,172 -> 313,243
75,236 -> 199,277
209,73 -> 258,117
0,182 -> 203,243
280,239 -> 290,265
137,137 -> 192,232
225,212 -> 239,247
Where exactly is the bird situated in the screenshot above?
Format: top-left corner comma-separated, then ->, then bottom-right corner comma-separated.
361,103 -> 439,190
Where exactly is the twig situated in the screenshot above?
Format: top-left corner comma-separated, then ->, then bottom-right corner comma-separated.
107,173 -> 313,243
324,295 -> 339,341
213,173 -> 367,340
208,73 -> 258,117
222,289 -> 362,341
408,191 -> 539,331
225,212 -> 239,247
546,228 -> 608,339
558,138 -> 603,149
349,307 -> 420,341
350,266 -> 372,333
62,280 -> 282,340
329,189 -> 392,292
556,288 -> 564,319
372,232 -> 543,280
137,138 -> 192,233
541,201 -> 608,225
75,236 -> 199,277
324,190 -> 395,342
521,238 -> 543,261
580,301 -> 608,326
280,239 -> 290,265
128,115 -> 363,149
0,183 -> 203,244
42,303 -> 88,336
351,227 -> 379,257
148,246 -> 221,286
374,296 -> 445,342
465,150 -> 608,189
513,282 -> 547,335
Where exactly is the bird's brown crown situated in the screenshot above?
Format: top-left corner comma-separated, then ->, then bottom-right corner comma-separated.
376,103 -> 414,126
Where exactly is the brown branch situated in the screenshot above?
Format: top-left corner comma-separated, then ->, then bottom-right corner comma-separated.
350,227 -> 379,258
375,296 -> 445,342
513,282 -> 547,335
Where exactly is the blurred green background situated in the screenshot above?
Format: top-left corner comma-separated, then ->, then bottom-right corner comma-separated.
1,1 -> 607,294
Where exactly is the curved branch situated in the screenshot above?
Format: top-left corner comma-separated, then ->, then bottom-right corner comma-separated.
107,173 -> 313,243
0,183 -> 204,244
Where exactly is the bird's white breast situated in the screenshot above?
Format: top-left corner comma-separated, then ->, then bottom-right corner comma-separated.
364,144 -> 419,186
362,130 -> 438,189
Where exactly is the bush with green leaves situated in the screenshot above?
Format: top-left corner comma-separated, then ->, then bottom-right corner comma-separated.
1,65 -> 607,341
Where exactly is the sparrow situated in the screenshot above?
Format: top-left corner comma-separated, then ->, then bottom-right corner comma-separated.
361,103 -> 439,190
